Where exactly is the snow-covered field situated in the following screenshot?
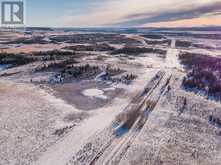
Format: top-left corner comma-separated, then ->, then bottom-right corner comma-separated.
119,72 -> 221,165
0,30 -> 220,165
0,81 -> 82,164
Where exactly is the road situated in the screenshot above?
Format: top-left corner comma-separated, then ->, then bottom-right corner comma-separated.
165,39 -> 181,69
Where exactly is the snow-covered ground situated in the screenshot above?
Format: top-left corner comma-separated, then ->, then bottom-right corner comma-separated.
118,72 -> 221,165
0,81 -> 83,165
1,30 -> 221,165
34,69 -> 157,165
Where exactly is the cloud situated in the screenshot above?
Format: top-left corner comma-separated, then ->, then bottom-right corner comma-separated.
60,0 -> 221,27
145,15 -> 221,27
115,1 -> 221,26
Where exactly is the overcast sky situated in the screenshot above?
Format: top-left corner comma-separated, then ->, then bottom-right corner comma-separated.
26,0 -> 221,27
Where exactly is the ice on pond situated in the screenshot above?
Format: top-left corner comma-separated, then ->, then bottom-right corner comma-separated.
82,88 -> 108,99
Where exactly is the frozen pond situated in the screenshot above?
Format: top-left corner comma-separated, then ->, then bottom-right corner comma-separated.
82,88 -> 108,99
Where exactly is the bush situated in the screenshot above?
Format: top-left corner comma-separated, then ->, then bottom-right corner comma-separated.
33,50 -> 75,57
0,53 -> 36,66
35,59 -> 78,72
61,64 -> 100,79
176,40 -> 192,48
63,43 -> 115,52
142,34 -> 165,40
111,46 -> 166,55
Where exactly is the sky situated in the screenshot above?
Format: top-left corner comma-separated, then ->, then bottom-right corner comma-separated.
25,0 -> 221,27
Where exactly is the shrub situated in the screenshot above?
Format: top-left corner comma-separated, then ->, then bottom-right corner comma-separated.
176,40 -> 192,48
0,53 -> 36,66
111,46 -> 166,55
